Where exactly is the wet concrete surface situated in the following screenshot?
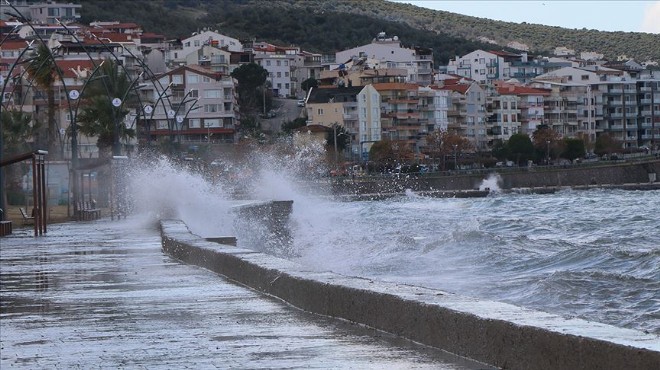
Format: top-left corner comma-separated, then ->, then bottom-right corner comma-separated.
1,219 -> 490,369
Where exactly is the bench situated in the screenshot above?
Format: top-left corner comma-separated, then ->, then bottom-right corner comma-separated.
19,207 -> 35,225
75,201 -> 101,221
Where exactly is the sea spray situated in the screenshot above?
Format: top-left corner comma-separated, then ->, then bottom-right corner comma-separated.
479,173 -> 502,192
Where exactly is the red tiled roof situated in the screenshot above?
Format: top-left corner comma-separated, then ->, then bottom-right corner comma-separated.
373,82 -> 419,91
89,31 -> 134,42
496,85 -> 551,96
489,50 -> 521,58
0,40 -> 30,50
55,59 -> 101,79
439,84 -> 470,94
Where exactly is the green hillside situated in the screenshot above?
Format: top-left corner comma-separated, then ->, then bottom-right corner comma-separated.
77,0 -> 660,63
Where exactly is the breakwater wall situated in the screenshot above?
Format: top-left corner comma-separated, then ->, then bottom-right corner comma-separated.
332,160 -> 660,194
160,216 -> 660,369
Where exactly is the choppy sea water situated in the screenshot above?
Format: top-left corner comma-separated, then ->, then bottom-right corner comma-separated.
290,189 -> 660,335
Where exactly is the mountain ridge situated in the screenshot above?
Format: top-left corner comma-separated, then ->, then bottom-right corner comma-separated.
77,0 -> 660,63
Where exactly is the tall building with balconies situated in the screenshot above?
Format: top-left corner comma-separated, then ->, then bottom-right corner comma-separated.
335,32 -> 433,86
139,64 -> 239,146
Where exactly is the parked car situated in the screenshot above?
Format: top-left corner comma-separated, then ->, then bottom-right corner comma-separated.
297,99 -> 305,107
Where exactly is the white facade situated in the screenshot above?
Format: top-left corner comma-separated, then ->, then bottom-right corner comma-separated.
446,50 -> 510,84
357,84 -> 382,157
254,53 -> 296,97
418,87 -> 450,132
335,33 -> 432,86
167,31 -> 242,66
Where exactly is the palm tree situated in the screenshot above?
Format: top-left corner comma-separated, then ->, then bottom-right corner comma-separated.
26,43 -> 61,158
77,59 -> 137,158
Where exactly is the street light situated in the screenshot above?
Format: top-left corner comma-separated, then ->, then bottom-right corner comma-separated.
546,140 -> 550,165
453,144 -> 458,170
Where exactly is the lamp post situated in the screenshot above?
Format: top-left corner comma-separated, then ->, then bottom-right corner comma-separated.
453,144 -> 458,170
546,140 -> 550,165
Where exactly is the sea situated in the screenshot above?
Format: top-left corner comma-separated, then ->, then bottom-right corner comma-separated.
129,155 -> 660,336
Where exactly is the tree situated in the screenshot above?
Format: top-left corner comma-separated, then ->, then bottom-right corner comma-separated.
507,133 -> 535,166
281,117 -> 307,134
532,126 -> 561,163
230,63 -> 269,114
1,110 -> 41,213
77,59 -> 137,158
594,133 -> 622,157
326,124 -> 348,153
368,140 -> 395,165
561,138 -> 585,161
26,43 -> 61,158
301,77 -> 318,92
423,130 -> 470,170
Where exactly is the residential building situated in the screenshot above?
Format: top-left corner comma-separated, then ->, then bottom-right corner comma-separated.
139,65 -> 239,146
167,30 -> 242,67
446,50 -> 521,84
305,85 -> 380,160
440,82 -> 489,150
28,1 -> 81,25
335,32 -> 433,86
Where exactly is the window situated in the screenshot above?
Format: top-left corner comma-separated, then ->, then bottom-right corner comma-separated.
284,72 -> 289,77
276,60 -> 281,66
224,88 -> 232,99
204,104 -> 219,113
277,72 -> 282,78
479,58 -> 485,64
172,75 -> 183,84
202,76 -> 211,83
277,83 -> 281,89
194,40 -> 200,47
187,74 -> 199,84
185,42 -> 190,47
581,75 -> 589,80
284,60 -> 288,66
189,118 -> 201,128
503,101 -> 508,109
318,108 -> 324,115
480,69 -> 485,75
266,60 -> 271,66
224,102 -> 231,111
189,89 -> 198,98
205,89 -> 221,98
204,118 -> 220,127
285,83 -> 289,89
48,8 -> 59,16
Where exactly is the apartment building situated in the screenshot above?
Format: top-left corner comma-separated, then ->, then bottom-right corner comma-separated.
446,50 -> 521,84
440,82 -> 490,150
335,32 -> 433,86
28,1 -> 81,25
139,64 -> 239,146
167,30 -> 242,67
305,85 -> 381,160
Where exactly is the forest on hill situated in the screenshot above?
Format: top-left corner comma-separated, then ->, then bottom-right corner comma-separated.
77,0 -> 660,64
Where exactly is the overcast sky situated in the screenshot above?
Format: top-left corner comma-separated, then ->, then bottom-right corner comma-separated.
391,1 -> 660,34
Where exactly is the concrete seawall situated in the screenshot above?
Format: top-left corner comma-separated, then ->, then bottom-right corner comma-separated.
161,219 -> 660,370
332,159 -> 660,194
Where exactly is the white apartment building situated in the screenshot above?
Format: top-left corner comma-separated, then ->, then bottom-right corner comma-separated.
167,30 -> 242,67
335,32 -> 433,86
446,49 -> 523,84
357,84 -> 382,158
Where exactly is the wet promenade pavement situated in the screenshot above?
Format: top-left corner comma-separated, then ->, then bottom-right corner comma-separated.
1,218 -> 489,369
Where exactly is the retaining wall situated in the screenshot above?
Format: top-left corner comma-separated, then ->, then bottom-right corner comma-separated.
333,159 -> 660,194
160,219 -> 660,370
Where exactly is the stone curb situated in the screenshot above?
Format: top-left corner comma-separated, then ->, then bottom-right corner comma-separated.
160,219 -> 660,370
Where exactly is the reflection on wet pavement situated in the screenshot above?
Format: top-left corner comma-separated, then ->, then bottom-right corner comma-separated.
1,219 -> 490,369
